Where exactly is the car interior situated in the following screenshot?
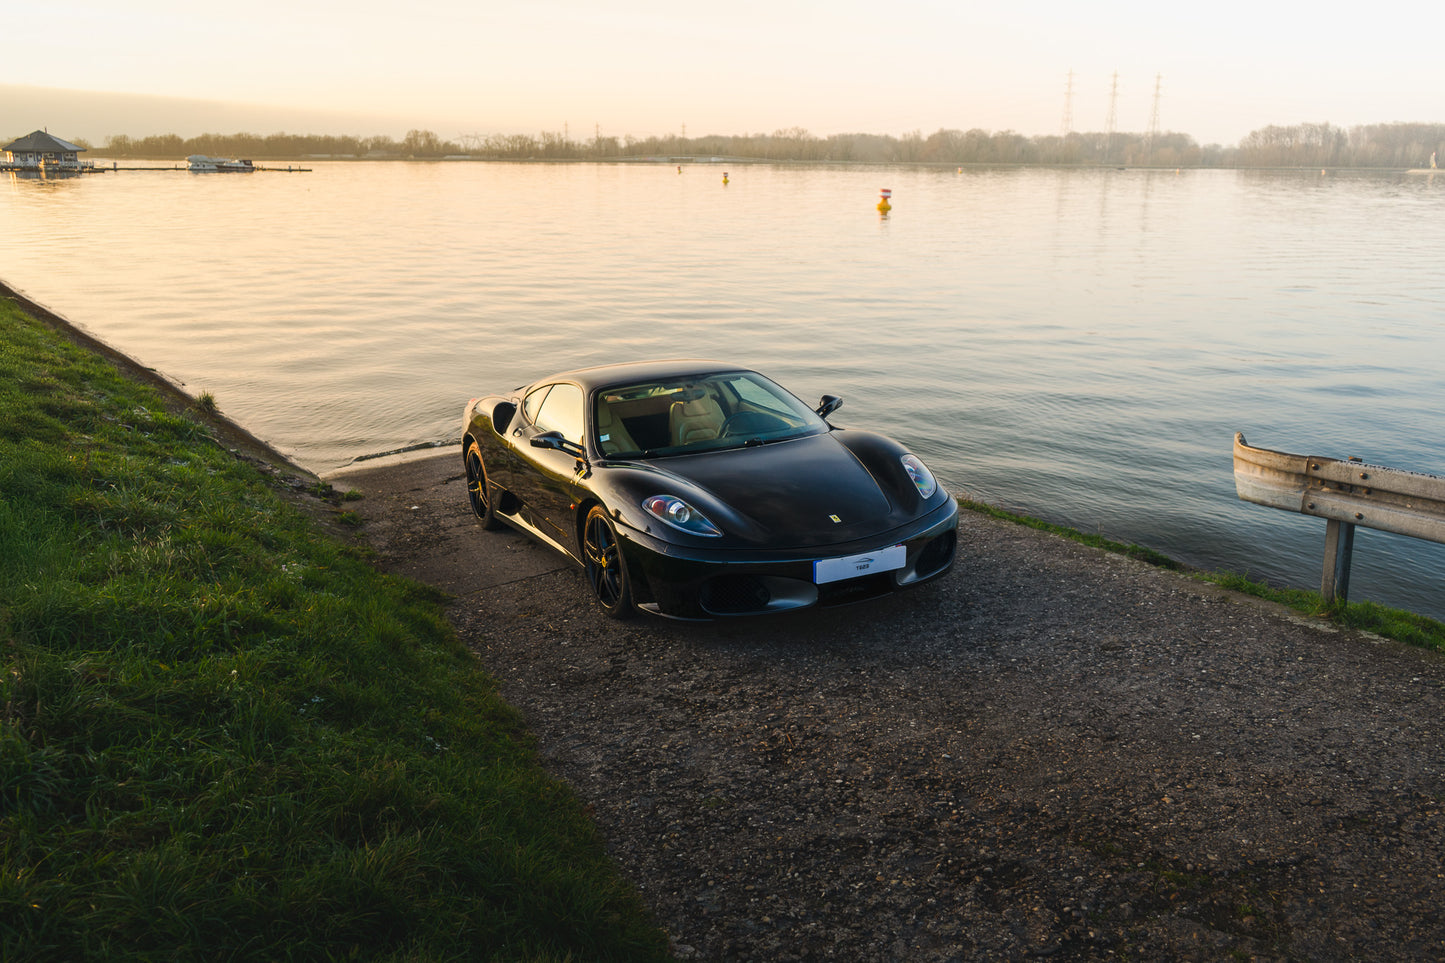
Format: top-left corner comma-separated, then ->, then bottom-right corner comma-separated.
670,394 -> 724,445
595,386 -> 706,455
594,376 -> 809,456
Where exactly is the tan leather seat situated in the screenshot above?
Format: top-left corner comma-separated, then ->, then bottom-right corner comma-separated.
670,396 -> 724,446
596,402 -> 640,455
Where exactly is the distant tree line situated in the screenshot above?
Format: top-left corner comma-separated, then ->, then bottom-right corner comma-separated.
91,126 -> 1210,165
445,125 -> 1214,166
94,130 -> 448,160
1234,122 -> 1445,168
85,122 -> 1445,169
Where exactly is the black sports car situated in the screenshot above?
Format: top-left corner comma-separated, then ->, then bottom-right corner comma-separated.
461,360 -> 958,619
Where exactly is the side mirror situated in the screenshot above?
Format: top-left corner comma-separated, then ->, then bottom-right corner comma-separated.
531,430 -> 588,463
816,394 -> 843,418
531,429 -> 574,452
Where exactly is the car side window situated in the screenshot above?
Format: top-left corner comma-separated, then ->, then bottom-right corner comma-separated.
532,382 -> 584,443
522,385 -> 553,426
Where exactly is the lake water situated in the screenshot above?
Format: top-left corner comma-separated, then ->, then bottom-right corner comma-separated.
4,161 -> 1444,619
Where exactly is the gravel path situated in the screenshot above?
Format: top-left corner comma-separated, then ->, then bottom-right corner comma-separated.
331,452 -> 1445,961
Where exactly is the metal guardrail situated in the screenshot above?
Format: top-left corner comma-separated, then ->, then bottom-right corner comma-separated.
1233,432 -> 1445,603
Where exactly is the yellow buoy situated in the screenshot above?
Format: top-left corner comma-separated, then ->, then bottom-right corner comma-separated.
877,188 -> 892,213
723,171 -> 729,185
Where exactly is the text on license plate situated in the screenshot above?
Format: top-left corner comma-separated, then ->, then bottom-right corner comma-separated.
813,544 -> 906,584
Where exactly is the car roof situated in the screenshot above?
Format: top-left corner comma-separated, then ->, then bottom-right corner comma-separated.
542,359 -> 752,392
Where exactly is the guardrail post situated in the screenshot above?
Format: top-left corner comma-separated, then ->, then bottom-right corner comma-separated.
1321,518 -> 1356,605
1234,432 -> 1445,610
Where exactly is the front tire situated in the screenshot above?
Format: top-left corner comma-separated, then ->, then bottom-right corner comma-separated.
465,440 -> 504,530
582,504 -> 634,619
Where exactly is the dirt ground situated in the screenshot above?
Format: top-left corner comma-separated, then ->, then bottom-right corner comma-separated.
325,449 -> 1445,961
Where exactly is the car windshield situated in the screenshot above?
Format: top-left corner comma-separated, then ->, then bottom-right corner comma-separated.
593,371 -> 830,458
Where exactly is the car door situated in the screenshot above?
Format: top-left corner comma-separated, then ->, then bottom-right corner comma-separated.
509,382 -> 588,551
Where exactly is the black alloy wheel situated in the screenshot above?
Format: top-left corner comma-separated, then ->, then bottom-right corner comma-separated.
465,441 -> 504,530
583,504 -> 634,619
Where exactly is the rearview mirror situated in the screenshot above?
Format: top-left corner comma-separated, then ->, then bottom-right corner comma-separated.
816,395 -> 843,418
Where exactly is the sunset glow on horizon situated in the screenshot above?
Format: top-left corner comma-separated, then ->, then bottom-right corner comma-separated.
6,0 -> 1444,147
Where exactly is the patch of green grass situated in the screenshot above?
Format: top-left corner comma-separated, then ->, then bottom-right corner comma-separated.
1206,571 -> 1445,651
959,499 -> 1445,652
958,498 -> 1180,569
0,299 -> 672,961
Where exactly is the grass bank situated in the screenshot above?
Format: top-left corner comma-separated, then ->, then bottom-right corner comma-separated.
0,297 -> 672,961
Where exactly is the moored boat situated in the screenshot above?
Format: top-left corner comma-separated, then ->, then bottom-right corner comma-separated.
187,155 -> 256,172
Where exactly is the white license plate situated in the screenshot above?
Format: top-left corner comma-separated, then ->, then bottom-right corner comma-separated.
813,544 -> 906,584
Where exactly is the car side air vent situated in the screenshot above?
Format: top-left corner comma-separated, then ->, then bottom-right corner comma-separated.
492,401 -> 516,434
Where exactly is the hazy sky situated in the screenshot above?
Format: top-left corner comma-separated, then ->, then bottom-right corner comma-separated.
7,0 -> 1443,146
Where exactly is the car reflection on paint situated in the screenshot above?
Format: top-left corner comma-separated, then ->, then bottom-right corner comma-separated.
461,360 -> 958,620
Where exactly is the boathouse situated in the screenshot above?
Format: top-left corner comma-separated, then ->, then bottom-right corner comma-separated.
3,130 -> 88,171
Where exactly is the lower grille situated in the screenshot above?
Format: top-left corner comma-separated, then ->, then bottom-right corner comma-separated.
700,575 -> 774,614
817,572 -> 893,606
914,530 -> 957,578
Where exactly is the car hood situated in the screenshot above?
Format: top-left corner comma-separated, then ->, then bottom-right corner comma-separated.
647,432 -> 904,548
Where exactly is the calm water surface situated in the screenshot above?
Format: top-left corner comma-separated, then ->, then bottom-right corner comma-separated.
4,161 -> 1444,618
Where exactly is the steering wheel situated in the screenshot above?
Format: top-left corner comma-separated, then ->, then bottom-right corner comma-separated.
719,411 -> 789,437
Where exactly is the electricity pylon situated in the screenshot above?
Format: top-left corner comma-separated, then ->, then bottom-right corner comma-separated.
1061,69 -> 1075,136
1104,72 -> 1119,164
1145,74 -> 1162,165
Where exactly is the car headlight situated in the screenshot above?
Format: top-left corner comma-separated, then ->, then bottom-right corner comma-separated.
900,454 -> 937,499
643,495 -> 723,537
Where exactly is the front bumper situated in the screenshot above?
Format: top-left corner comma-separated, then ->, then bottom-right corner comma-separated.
618,497 -> 959,619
